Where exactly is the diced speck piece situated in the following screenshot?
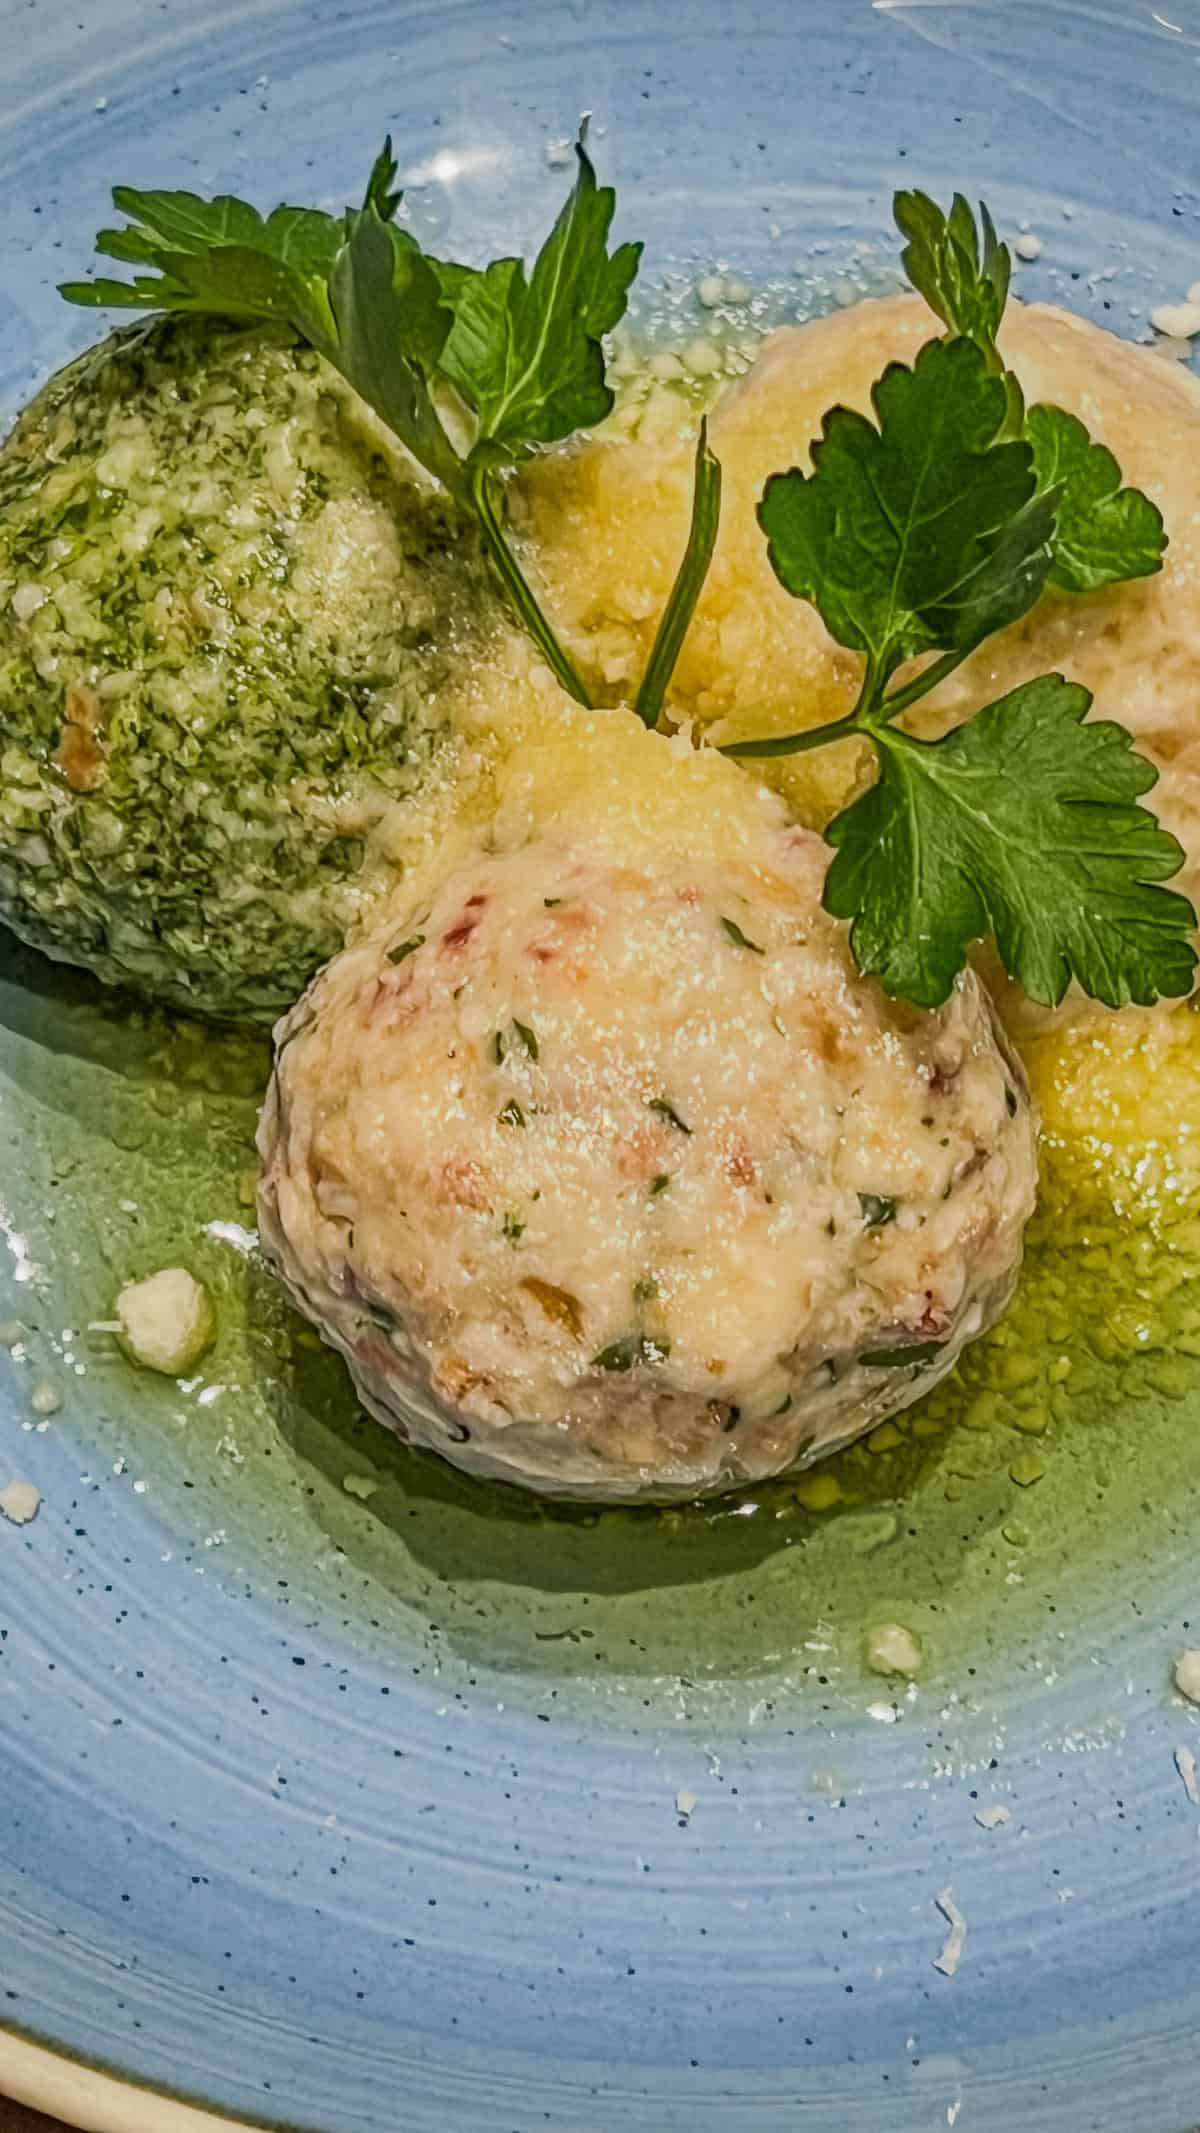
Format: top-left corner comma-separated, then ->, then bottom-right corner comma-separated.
0,1479 -> 41,1525
116,1267 -> 215,1376
865,1621 -> 923,1678
1174,1648 -> 1200,1705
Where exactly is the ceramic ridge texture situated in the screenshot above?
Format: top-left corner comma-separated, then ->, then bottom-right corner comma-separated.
2,3 -> 1200,2131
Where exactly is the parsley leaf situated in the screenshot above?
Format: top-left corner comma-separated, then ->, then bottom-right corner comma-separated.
824,674 -> 1197,1009
437,130 -> 642,460
60,133 -> 652,708
326,209 -> 466,502
894,189 -> 1010,356
758,336 -> 1054,683
729,192 -> 1192,1011
893,190 -> 1166,593
1024,404 -> 1165,593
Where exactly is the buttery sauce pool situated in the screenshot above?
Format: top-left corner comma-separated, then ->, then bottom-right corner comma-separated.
1,932 -> 1196,1732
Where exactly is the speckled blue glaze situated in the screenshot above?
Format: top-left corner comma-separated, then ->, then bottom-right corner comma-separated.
2,4 -> 1200,2129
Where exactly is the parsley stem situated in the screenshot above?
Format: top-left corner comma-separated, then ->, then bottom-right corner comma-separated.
469,464 -> 593,708
634,419 -> 722,728
719,710 -> 863,761
878,648 -> 969,722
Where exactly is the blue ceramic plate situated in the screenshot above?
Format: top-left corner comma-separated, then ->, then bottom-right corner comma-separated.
3,4 -> 1200,2129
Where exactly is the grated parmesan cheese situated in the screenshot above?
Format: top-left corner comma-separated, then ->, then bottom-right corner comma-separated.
974,1804 -> 1011,1831
0,1479 -> 42,1525
933,1889 -> 967,1977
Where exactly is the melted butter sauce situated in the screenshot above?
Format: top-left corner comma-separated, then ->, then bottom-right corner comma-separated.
1,933 -> 1196,1732
0,297 -> 1197,1727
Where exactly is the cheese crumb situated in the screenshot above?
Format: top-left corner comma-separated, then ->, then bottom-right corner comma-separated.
1151,300 -> 1200,340
1013,232 -> 1043,262
865,1621 -> 924,1678
974,1803 -> 1012,1831
933,1888 -> 967,1976
1174,1649 -> 1200,1705
116,1267 -> 216,1376
1174,1745 -> 1200,1806
675,1789 -> 698,1819
0,1480 -> 42,1525
342,1473 -> 380,1502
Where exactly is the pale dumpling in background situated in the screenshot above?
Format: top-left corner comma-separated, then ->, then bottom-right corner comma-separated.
515,293 -> 1200,929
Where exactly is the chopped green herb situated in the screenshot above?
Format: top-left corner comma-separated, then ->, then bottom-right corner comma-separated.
501,1210 -> 526,1244
720,914 -> 765,955
494,1019 -> 539,1065
649,1173 -> 671,1197
592,1335 -> 639,1372
633,1275 -> 659,1304
593,1333 -> 672,1371
387,933 -> 425,966
862,1339 -> 945,1369
646,1097 -> 692,1135
543,897 -> 563,909
859,1193 -> 898,1228
497,1099 -> 526,1128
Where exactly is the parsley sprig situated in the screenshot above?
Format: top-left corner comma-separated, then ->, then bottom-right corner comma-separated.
894,191 -> 1166,591
62,133 -> 722,711
725,192 -> 1196,1012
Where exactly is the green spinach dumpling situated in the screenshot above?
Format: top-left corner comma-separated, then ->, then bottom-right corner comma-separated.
0,317 -> 494,1023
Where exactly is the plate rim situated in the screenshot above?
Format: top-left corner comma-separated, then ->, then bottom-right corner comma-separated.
0,2027 -> 261,2133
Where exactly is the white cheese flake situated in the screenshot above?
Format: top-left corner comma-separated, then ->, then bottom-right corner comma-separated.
1151,299 -> 1200,340
0,1479 -> 42,1526
675,1789 -> 698,1819
865,1621 -> 924,1678
116,1267 -> 215,1375
974,1803 -> 1011,1831
1174,1649 -> 1200,1705
933,1888 -> 967,1977
1013,232 -> 1043,262
1174,1745 -> 1200,1807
